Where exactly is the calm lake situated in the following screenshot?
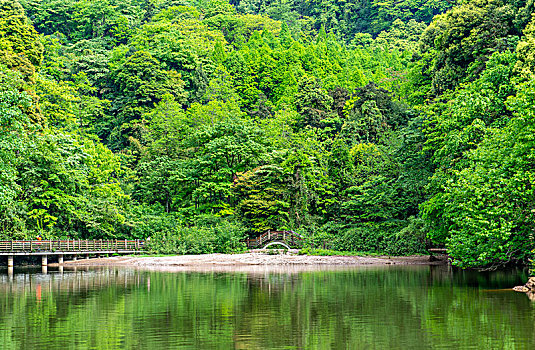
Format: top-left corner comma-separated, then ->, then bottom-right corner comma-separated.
0,265 -> 532,349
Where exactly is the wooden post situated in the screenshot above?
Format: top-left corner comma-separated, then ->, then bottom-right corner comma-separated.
10,240 -> 13,251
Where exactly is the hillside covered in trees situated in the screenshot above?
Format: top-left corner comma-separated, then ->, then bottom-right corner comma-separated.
1,0 -> 535,268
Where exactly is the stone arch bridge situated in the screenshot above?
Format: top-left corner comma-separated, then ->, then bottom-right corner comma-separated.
245,230 -> 303,250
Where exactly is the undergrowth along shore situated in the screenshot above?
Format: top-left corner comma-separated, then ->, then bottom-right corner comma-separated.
143,219 -> 427,256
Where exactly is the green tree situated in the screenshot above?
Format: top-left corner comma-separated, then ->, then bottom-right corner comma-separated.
233,165 -> 290,232
294,76 -> 333,128
422,80 -> 535,267
105,50 -> 186,149
0,67 -> 31,224
0,0 -> 44,81
418,0 -> 520,96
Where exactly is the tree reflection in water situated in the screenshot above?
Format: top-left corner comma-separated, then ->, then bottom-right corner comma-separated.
0,265 -> 531,349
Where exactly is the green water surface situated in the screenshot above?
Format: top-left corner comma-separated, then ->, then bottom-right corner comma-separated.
0,265 -> 533,349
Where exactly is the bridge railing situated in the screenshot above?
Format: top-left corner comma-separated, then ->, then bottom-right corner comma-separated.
245,230 -> 303,249
0,240 -> 145,253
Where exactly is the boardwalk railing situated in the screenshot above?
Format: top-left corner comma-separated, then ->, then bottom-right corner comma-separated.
245,230 -> 303,249
0,240 -> 145,254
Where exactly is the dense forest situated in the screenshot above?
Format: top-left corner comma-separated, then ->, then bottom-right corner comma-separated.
1,0 -> 534,268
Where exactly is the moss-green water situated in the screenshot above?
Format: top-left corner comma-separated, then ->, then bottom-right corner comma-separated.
0,265 -> 531,349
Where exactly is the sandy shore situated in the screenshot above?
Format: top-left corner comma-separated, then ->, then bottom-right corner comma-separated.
61,252 -> 446,272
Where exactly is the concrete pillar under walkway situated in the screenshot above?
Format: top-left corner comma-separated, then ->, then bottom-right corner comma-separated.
41,255 -> 48,267
7,255 -> 13,267
58,254 -> 64,265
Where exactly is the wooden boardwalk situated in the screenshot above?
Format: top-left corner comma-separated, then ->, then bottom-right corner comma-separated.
0,240 -> 145,266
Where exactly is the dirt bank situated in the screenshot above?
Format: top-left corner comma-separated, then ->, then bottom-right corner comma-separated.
61,252 -> 446,272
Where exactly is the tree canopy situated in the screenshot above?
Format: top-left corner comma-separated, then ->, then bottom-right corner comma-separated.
1,0 -> 535,267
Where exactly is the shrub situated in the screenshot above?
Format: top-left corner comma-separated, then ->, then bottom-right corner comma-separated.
145,218 -> 247,255
301,218 -> 427,255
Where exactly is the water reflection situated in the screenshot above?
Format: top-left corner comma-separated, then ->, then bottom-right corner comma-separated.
0,265 -> 532,349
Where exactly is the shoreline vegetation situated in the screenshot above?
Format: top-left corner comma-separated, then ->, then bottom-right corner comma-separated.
2,0 -> 535,270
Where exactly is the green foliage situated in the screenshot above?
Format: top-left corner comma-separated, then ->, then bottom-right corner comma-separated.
233,0 -> 452,38
422,80 -> 535,267
334,222 -> 426,256
145,217 -> 247,254
106,50 -> 187,149
0,66 -> 31,211
516,14 -> 535,79
372,19 -> 427,52
371,0 -> 453,33
299,218 -> 427,255
0,0 -> 44,80
294,76 -> 334,128
15,131 -> 128,238
415,0 -> 522,96
233,165 -> 290,232
2,0 -> 534,268
21,0 -> 147,44
421,51 -> 518,246
132,13 -> 224,102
